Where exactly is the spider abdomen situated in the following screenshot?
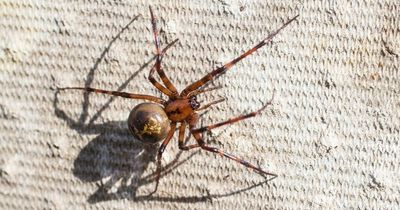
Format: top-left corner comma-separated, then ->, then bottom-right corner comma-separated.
128,103 -> 171,144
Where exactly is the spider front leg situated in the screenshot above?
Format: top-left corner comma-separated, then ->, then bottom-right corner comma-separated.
149,6 -> 179,96
148,64 -> 175,97
196,98 -> 225,111
181,15 -> 299,96
187,85 -> 223,97
150,122 -> 177,195
148,39 -> 179,98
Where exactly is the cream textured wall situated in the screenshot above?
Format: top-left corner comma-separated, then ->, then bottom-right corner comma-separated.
1,0 -> 399,209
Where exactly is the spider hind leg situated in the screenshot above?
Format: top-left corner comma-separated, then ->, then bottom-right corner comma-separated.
200,144 -> 277,177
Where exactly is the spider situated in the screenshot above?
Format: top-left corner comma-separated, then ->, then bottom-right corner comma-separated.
59,7 -> 298,194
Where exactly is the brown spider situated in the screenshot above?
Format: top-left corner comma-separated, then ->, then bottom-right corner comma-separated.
59,7 -> 298,194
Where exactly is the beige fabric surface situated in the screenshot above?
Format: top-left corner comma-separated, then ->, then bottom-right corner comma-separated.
1,0 -> 399,209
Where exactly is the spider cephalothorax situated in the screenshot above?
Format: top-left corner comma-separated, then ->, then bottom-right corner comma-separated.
59,6 -> 298,195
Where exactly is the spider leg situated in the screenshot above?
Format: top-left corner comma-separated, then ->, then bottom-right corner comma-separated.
161,38 -> 179,55
187,113 -> 276,177
148,64 -> 174,97
187,85 -> 223,97
150,122 -> 177,195
60,38 -> 178,103
178,121 -> 201,150
199,144 -> 277,177
196,98 -> 225,111
149,6 -> 179,95
181,15 -> 299,96
58,87 -> 165,104
148,39 -> 179,97
192,90 -> 274,133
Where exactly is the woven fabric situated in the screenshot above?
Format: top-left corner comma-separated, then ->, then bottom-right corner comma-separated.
1,0 -> 399,209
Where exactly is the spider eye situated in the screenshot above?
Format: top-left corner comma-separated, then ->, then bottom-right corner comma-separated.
193,102 -> 200,109
189,96 -> 200,109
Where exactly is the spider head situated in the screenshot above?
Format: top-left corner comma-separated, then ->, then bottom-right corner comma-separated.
189,95 -> 200,110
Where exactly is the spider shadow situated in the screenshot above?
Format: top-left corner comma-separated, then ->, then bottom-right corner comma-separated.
52,14 -> 275,204
71,119 -> 201,203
